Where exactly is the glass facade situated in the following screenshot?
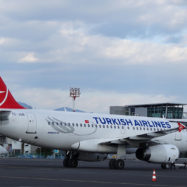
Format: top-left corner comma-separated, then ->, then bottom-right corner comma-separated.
110,103 -> 185,119
147,106 -> 183,119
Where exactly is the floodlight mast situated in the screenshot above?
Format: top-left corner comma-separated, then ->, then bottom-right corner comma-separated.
70,88 -> 80,112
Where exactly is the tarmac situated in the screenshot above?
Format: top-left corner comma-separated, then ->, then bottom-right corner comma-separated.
0,158 -> 186,187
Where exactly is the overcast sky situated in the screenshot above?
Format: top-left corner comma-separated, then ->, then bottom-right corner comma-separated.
0,0 -> 187,113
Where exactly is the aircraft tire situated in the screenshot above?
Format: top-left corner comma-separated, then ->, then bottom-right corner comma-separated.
109,159 -> 116,169
115,159 -> 125,170
69,159 -> 78,168
63,158 -> 69,167
161,163 -> 169,169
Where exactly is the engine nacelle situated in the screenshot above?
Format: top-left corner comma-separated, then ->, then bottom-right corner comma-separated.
78,152 -> 107,162
136,144 -> 179,163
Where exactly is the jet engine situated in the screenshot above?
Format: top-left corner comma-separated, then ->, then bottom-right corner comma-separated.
78,152 -> 108,162
136,144 -> 179,163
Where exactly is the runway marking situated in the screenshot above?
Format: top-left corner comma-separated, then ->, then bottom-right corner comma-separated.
0,175 -> 186,187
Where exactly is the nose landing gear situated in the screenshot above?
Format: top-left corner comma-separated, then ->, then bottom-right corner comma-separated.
63,151 -> 78,168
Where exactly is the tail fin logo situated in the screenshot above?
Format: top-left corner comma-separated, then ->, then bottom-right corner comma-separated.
0,80 -> 8,107
0,77 -> 25,109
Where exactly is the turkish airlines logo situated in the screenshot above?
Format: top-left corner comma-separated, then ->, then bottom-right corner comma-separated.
178,122 -> 185,132
0,86 -> 8,106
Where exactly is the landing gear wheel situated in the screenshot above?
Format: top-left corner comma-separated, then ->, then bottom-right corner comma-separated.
109,159 -> 116,169
69,159 -> 78,168
161,163 -> 169,169
109,159 -> 125,169
115,159 -> 125,169
63,158 -> 69,168
63,150 -> 79,168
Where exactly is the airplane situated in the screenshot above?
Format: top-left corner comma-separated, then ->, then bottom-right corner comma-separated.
0,77 -> 186,169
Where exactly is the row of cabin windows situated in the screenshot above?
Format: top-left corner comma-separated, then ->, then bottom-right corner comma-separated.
48,122 -> 164,131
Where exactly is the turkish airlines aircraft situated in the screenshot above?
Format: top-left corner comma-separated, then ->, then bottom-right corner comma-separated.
0,77 -> 186,169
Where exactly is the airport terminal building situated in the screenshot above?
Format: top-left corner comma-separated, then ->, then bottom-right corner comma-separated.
110,103 -> 187,119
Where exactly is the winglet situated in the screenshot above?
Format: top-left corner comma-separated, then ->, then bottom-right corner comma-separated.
178,122 -> 185,132
0,77 -> 25,109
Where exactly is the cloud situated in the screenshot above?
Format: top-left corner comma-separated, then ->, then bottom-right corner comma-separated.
0,1 -> 186,67
0,38 -> 7,45
1,0 -> 186,37
1,21 -> 186,67
14,87 -> 177,113
18,52 -> 39,63
0,0 -> 187,112
39,22 -> 187,66
103,39 -> 187,65
0,37 -> 17,46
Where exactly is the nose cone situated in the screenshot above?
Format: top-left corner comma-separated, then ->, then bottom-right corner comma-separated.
0,145 -> 8,154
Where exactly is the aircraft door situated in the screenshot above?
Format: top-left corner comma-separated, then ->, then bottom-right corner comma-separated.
26,113 -> 37,134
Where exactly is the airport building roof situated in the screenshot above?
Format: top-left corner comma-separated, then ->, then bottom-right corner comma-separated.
124,103 -> 186,108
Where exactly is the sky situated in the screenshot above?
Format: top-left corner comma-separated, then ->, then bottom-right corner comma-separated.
0,0 -> 187,113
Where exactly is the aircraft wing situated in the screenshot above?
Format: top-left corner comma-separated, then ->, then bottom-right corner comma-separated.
71,123 -> 186,152
100,122 -> 185,146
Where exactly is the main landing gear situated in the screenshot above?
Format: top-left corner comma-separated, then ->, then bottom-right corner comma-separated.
109,145 -> 126,169
109,159 -> 125,169
63,151 -> 78,168
161,163 -> 176,170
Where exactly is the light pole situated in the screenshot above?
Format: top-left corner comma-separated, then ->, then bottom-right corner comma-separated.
70,88 -> 80,112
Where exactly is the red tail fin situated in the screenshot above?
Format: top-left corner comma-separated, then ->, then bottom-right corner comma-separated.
0,77 -> 25,109
178,122 -> 185,132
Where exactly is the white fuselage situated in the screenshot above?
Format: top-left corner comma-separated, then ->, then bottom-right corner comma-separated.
0,109 -> 187,154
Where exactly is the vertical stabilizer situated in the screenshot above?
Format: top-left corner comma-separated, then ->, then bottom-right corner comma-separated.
0,77 -> 25,109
